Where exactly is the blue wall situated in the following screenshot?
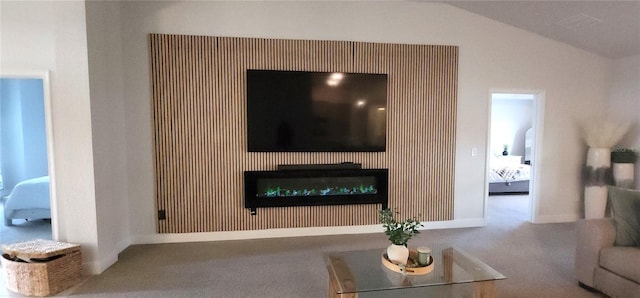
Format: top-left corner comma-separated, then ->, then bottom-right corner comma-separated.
0,78 -> 48,196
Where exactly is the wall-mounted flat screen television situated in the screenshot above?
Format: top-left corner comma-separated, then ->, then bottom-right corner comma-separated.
246,69 -> 387,152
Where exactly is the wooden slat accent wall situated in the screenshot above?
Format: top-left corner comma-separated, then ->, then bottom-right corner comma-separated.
149,34 -> 458,233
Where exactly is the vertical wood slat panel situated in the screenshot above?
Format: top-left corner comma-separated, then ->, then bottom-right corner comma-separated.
150,34 -> 457,233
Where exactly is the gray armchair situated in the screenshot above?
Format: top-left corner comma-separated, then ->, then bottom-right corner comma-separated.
575,218 -> 640,297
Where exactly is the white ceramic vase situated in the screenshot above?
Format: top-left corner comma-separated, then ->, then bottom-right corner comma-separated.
387,244 -> 409,265
584,186 -> 608,219
584,148 -> 611,219
613,163 -> 635,189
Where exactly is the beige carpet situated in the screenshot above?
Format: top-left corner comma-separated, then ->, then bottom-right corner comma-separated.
3,195 -> 605,297
0,201 -> 52,246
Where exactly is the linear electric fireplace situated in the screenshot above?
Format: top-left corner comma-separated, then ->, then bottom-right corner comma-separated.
244,168 -> 388,214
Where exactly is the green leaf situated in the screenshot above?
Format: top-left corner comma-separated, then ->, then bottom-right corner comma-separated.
378,208 -> 424,246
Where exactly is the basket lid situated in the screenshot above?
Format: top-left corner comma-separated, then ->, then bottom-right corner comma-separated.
2,239 -> 80,259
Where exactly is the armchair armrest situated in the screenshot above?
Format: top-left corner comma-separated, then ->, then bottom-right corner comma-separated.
575,218 -> 616,287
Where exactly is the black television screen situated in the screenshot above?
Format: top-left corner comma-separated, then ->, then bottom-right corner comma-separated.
246,70 -> 387,152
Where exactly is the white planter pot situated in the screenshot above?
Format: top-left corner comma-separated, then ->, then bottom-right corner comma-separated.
584,186 -> 608,219
387,244 -> 409,265
613,163 -> 635,189
584,148 -> 611,219
585,148 -> 611,187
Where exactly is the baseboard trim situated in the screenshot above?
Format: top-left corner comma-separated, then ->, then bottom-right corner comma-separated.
133,218 -> 486,245
83,238 -> 130,275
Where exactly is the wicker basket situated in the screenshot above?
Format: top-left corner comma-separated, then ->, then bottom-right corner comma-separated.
1,239 -> 82,297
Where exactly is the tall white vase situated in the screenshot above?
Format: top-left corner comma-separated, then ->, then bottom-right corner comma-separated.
613,163 -> 635,189
584,148 -> 611,219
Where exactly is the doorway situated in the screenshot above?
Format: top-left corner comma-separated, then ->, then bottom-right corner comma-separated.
0,71 -> 56,244
486,91 -> 544,224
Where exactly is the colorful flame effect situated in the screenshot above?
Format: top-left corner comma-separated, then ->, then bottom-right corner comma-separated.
260,184 -> 377,197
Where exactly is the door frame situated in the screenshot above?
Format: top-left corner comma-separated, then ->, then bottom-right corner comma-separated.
0,69 -> 59,239
485,89 -> 545,223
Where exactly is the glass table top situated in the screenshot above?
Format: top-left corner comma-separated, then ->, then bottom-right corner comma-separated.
325,244 -> 506,294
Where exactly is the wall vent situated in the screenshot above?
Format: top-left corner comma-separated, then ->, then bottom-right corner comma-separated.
556,13 -> 603,30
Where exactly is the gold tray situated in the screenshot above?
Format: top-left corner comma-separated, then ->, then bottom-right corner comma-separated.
381,250 -> 434,275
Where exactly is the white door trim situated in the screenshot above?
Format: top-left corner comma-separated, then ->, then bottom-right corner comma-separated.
485,89 -> 545,223
1,69 -> 59,239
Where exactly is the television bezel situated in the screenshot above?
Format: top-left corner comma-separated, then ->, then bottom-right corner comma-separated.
245,69 -> 388,153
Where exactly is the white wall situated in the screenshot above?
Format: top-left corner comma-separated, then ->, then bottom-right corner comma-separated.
118,1 -> 611,243
609,55 -> 640,189
0,1 -> 103,273
490,97 -> 533,158
85,1 -> 131,271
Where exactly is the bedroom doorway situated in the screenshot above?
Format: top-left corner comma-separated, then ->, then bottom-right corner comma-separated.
486,91 -> 544,224
0,71 -> 56,245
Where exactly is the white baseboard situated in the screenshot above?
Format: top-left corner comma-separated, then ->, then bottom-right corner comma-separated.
88,219 -> 486,273
133,218 -> 486,245
426,218 -> 486,229
83,255 -> 117,276
83,238 -> 130,275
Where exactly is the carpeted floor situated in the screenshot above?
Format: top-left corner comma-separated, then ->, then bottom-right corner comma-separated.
0,201 -> 52,246
1,195 -> 604,297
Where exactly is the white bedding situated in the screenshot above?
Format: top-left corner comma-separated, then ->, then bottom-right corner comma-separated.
3,176 -> 51,225
489,158 -> 531,183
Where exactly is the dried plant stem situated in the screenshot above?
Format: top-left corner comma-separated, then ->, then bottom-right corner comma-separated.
580,118 -> 630,148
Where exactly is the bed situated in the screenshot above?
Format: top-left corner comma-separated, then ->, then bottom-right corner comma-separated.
488,157 -> 531,194
489,128 -> 533,195
2,176 -> 51,226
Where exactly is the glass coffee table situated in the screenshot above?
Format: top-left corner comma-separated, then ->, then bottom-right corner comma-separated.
325,244 -> 506,298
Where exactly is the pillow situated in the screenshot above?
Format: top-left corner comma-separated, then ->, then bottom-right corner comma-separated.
607,186 -> 640,247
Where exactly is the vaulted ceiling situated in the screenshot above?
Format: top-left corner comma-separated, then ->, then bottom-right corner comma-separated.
442,1 -> 640,59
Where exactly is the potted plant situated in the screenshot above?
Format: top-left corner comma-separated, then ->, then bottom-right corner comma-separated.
611,148 -> 637,163
378,208 -> 423,265
611,148 -> 637,188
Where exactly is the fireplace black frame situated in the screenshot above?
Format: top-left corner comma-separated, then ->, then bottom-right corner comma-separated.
244,168 -> 388,214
